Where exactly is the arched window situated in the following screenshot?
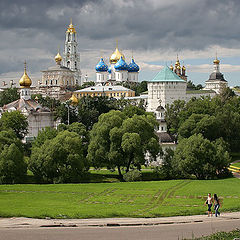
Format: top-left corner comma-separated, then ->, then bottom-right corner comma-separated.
50,80 -> 53,85
56,80 -> 58,85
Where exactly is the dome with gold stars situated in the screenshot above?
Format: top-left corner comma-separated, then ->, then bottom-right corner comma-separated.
19,62 -> 32,88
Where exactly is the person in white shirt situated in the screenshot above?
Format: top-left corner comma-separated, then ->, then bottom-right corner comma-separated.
205,193 -> 213,217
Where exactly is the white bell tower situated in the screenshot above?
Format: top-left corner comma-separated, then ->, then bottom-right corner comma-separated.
63,19 -> 82,85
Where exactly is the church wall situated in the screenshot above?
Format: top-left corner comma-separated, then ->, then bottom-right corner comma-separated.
27,112 -> 55,139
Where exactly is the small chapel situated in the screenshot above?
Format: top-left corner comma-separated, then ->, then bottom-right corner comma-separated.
0,62 -> 55,142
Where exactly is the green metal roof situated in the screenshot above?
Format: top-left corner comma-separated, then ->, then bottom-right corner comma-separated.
149,66 -> 185,82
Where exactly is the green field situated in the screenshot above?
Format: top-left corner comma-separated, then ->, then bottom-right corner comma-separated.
185,229 -> 240,240
0,178 -> 240,219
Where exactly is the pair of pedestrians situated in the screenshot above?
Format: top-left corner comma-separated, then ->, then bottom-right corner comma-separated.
205,193 -> 220,217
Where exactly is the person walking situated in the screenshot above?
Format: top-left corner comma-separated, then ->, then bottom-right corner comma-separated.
205,193 -> 213,217
213,193 -> 220,217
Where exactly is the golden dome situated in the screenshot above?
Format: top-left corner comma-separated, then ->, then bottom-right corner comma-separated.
213,58 -> 220,64
170,64 -> 174,70
69,94 -> 78,104
66,19 -> 76,33
19,61 -> 32,88
182,65 -> 186,70
110,41 -> 125,64
55,52 -> 62,63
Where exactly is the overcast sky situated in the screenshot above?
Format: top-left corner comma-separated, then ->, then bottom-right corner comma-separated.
1,0 -> 240,87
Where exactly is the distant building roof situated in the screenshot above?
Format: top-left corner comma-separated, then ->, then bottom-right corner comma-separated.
75,85 -> 134,93
156,132 -> 175,143
207,72 -> 227,82
149,66 -> 185,82
2,99 -> 50,113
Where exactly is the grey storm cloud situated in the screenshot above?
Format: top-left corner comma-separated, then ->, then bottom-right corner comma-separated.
1,0 -> 240,79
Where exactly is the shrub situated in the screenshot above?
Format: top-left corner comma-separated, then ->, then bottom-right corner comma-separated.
123,170 -> 142,182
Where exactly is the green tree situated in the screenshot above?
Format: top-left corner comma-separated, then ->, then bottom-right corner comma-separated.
173,134 -> 231,179
0,143 -> 26,184
0,88 -> 20,107
0,130 -> 26,184
29,131 -> 89,183
32,127 -> 58,148
31,94 -> 61,111
0,111 -> 28,139
55,103 -> 78,125
87,110 -> 160,178
178,114 -> 220,141
154,148 -> 180,180
77,96 -> 117,130
165,100 -> 186,134
219,86 -> 236,103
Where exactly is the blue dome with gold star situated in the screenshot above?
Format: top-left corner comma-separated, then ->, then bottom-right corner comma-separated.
128,58 -> 139,72
96,58 -> 108,72
114,56 -> 128,71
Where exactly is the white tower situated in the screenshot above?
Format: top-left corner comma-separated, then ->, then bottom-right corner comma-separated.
63,19 -> 81,85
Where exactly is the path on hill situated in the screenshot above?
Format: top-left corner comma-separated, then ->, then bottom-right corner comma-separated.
0,212 -> 240,240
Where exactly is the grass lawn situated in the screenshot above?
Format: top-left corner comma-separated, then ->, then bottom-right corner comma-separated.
184,229 -> 240,240
0,178 -> 240,219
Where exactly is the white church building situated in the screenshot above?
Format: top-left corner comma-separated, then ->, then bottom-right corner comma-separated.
95,42 -> 140,85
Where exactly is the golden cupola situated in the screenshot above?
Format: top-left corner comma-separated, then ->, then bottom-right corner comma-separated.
19,61 -> 32,88
213,57 -> 220,64
55,51 -> 62,64
69,94 -> 78,104
66,19 -> 76,33
110,40 -> 125,64
175,56 -> 180,66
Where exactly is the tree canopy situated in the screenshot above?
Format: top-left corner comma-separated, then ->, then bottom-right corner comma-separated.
0,88 -> 19,107
29,130 -> 89,183
173,134 -> 231,179
0,111 -> 28,139
87,110 -> 160,178
0,130 -> 26,184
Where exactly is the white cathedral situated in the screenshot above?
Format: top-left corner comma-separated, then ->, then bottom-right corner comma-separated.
95,42 -> 140,85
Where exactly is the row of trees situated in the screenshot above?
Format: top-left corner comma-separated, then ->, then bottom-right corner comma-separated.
0,87 -> 237,183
